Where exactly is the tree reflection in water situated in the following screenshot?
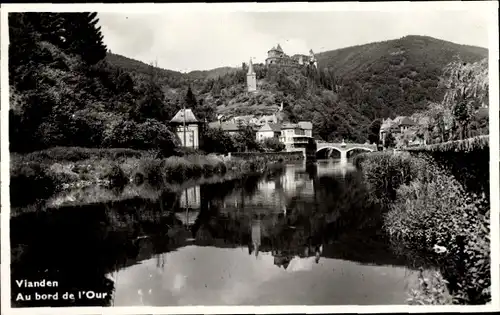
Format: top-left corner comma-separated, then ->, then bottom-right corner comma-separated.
11,162 -> 415,307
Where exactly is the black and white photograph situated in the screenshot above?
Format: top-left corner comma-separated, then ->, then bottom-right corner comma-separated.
1,2 -> 498,313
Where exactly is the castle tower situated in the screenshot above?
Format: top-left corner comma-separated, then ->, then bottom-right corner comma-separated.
246,58 -> 257,92
309,49 -> 318,68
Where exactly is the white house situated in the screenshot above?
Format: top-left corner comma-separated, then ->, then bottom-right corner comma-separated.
279,122 -> 313,151
257,114 -> 278,125
297,121 -> 313,137
170,108 -> 202,149
379,116 -> 417,147
231,115 -> 257,125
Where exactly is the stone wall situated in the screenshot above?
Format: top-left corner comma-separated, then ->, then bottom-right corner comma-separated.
406,136 -> 489,196
229,151 -> 304,162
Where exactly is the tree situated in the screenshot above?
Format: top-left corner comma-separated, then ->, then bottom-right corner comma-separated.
367,119 -> 382,144
132,62 -> 166,122
185,85 -> 198,109
441,57 -> 488,140
396,128 -> 415,148
232,125 -> 261,152
201,128 -> 235,154
261,137 -> 285,152
384,132 -> 395,149
103,119 -> 178,156
61,13 -> 107,65
236,119 -> 244,131
8,13 -> 48,89
8,12 -> 167,153
28,13 -> 66,47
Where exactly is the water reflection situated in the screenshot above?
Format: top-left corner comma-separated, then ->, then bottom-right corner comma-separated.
11,159 -> 421,307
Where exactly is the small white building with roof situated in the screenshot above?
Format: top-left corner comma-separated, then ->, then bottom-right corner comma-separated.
170,108 -> 202,149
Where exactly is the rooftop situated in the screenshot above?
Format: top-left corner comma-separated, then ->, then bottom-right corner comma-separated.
247,58 -> 255,75
268,123 -> 282,132
399,117 -> 416,126
170,108 -> 199,124
208,121 -> 240,132
380,116 -> 415,130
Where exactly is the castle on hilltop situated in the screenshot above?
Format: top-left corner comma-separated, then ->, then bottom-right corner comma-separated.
265,44 -> 317,68
245,44 -> 318,92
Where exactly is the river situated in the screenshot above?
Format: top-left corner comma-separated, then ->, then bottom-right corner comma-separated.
10,159 -> 422,307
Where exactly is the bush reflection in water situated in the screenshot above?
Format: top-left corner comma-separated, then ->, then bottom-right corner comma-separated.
11,161 -> 416,307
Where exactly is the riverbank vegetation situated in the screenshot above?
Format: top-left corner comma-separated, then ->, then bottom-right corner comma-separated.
10,145 -> 290,212
7,11 -> 290,212
354,143 -> 490,305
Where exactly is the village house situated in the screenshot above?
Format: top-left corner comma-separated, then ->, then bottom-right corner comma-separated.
398,117 -> 416,133
256,123 -> 282,141
257,113 -> 279,125
256,121 -> 314,153
208,121 -> 242,136
379,116 -> 416,146
279,122 -> 313,151
230,115 -> 258,126
170,108 -> 202,149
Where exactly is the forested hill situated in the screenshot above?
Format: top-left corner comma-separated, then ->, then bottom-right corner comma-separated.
315,35 -> 487,78
9,12 -> 488,153
105,53 -> 239,85
107,35 -> 488,142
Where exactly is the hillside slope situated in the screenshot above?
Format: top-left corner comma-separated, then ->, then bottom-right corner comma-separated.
316,35 -> 487,78
106,35 -> 488,142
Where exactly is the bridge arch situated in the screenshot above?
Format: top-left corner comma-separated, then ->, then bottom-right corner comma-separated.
316,146 -> 342,159
316,145 -> 375,159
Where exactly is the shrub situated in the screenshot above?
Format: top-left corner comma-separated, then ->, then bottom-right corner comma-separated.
139,158 -> 165,187
10,161 -> 60,207
358,151 -> 425,202
360,150 -> 491,304
137,152 -> 289,188
103,119 -> 179,157
104,164 -> 129,188
138,154 -> 229,185
407,269 -> 453,305
261,137 -> 286,152
13,147 -> 145,164
201,127 -> 235,154
231,126 -> 263,152
172,146 -> 206,157
386,169 -> 490,304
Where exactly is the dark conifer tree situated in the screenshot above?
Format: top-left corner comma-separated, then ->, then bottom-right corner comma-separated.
368,119 -> 382,144
185,85 -> 198,109
61,12 -> 107,65
8,13 -> 39,84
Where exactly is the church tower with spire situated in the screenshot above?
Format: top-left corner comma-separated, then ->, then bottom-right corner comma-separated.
246,58 -> 257,92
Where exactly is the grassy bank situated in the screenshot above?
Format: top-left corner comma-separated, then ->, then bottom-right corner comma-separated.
10,146 -> 286,212
353,150 -> 490,305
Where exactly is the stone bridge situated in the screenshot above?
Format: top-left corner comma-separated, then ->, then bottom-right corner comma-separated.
316,141 -> 377,160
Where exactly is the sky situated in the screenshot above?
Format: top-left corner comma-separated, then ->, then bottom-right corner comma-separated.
97,5 -> 493,73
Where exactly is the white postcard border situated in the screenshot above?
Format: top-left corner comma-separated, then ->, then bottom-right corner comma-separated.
1,1 -> 499,314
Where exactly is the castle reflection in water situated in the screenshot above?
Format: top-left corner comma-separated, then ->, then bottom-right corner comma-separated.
176,161 -> 337,270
